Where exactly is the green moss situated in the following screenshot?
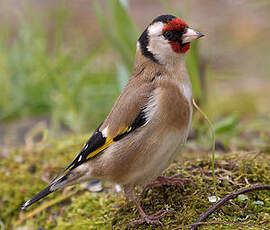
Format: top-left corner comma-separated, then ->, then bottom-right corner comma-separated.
1,136 -> 269,230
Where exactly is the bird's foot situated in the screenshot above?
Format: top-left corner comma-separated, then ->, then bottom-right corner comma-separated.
144,173 -> 193,192
130,209 -> 171,227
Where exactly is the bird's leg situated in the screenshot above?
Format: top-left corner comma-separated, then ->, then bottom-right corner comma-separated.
124,185 -> 171,227
144,173 -> 193,192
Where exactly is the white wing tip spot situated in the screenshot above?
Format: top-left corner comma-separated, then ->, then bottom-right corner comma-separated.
102,127 -> 108,137
83,143 -> 88,150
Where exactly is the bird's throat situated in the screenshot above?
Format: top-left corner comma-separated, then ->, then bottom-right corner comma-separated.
169,41 -> 190,54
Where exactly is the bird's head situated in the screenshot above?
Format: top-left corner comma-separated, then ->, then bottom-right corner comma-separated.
138,15 -> 204,65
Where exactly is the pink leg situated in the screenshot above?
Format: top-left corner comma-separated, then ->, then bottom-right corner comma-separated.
144,173 -> 193,192
124,185 -> 171,227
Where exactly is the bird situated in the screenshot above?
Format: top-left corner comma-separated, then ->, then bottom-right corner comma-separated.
21,14 -> 204,226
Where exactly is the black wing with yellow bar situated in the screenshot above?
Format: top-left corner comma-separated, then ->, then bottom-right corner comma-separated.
53,109 -> 147,181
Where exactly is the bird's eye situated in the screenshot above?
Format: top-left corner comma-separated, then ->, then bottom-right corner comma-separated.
163,31 -> 173,40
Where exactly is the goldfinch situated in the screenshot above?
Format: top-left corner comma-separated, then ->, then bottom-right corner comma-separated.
22,14 -> 204,226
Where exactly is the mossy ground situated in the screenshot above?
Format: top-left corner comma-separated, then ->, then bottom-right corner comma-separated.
0,134 -> 269,230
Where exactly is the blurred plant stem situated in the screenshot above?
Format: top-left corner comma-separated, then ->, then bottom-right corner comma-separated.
93,0 -> 139,75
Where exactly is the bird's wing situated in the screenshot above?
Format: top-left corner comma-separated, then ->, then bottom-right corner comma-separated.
22,98 -> 152,210
52,74 -> 155,182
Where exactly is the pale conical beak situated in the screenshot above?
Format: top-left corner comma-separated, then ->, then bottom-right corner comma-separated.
182,28 -> 204,44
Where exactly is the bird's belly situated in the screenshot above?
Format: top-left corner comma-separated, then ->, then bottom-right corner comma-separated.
128,128 -> 188,185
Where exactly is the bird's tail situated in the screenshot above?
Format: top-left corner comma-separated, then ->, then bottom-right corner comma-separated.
21,184 -> 53,210
21,170 -> 83,210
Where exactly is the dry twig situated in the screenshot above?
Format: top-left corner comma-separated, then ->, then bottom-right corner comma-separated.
181,184 -> 270,230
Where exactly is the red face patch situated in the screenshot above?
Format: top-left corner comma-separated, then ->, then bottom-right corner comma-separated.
162,17 -> 190,54
162,17 -> 189,32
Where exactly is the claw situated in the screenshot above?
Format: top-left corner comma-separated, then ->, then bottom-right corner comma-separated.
124,184 -> 174,227
143,173 -> 193,193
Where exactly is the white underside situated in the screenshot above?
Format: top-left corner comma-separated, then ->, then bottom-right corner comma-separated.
138,128 -> 190,185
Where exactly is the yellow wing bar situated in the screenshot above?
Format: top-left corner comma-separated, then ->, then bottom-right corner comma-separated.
86,137 -> 114,160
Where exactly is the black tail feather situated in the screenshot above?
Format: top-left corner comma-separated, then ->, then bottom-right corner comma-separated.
21,185 -> 52,210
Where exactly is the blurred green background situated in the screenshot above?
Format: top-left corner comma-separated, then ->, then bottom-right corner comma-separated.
1,0 -> 270,229
0,0 -> 270,148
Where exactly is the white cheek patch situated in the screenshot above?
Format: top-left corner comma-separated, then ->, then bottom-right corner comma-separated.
148,22 -> 164,36
147,36 -> 175,64
145,21 -> 184,65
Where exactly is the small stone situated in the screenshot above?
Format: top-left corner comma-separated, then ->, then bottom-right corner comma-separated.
252,200 -> 264,205
80,180 -> 103,192
208,196 -> 220,203
238,194 -> 248,202
115,184 -> 122,193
